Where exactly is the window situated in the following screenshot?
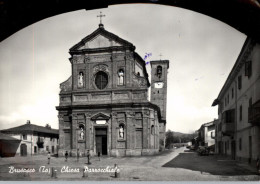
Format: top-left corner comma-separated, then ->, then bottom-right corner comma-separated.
118,69 -> 124,85
245,60 -> 252,78
238,75 -> 242,90
239,105 -> 242,121
223,109 -> 235,123
46,146 -> 49,152
232,88 -> 234,99
151,125 -> 154,135
22,134 -> 27,140
248,98 -> 252,122
249,98 -> 252,108
95,71 -> 108,90
227,94 -> 229,104
156,66 -> 162,78
239,138 -> 242,151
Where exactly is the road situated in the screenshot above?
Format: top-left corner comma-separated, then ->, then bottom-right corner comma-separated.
0,147 -> 259,181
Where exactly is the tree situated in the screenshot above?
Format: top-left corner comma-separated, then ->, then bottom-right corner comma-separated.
165,130 -> 175,148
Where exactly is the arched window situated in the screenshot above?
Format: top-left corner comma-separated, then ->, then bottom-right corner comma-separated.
151,125 -> 154,135
78,72 -> 84,87
137,72 -> 140,76
118,69 -> 124,85
157,66 -> 162,78
119,124 -> 125,139
95,71 -> 108,89
79,124 -> 85,140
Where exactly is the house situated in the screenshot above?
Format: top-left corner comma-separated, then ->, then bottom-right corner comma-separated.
197,120 -> 216,148
0,121 -> 59,156
212,37 -> 260,164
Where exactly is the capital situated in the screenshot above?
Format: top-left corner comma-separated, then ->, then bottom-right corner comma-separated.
111,112 -> 117,118
58,114 -> 64,120
126,111 -> 134,118
84,113 -> 92,118
143,110 -> 150,117
72,114 -> 78,120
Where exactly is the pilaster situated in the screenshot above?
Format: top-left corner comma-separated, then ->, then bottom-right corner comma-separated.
58,114 -> 64,149
111,112 -> 117,149
126,111 -> 134,149
85,112 -> 92,150
71,113 -> 77,150
142,110 -> 149,149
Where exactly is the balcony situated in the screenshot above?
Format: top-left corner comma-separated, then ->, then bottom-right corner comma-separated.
222,123 -> 235,136
37,137 -> 44,148
249,100 -> 260,126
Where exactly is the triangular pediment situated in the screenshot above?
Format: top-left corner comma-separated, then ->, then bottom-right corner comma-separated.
78,34 -> 122,49
91,112 -> 110,120
70,27 -> 134,51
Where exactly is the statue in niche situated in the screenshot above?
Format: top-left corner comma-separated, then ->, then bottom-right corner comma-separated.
79,127 -> 84,140
118,69 -> 124,85
119,125 -> 124,138
78,72 -> 84,87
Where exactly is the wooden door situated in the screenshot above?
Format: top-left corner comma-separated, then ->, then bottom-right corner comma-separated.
20,144 -> 27,156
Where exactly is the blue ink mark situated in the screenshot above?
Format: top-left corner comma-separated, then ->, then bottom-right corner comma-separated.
143,53 -> 152,60
145,61 -> 150,65
195,76 -> 204,81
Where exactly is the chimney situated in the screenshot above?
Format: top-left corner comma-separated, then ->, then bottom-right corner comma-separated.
45,124 -> 51,129
26,120 -> 31,124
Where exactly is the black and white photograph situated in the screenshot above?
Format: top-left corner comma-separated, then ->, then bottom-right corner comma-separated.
0,1 -> 260,181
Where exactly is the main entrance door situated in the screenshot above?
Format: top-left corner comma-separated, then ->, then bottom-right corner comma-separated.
95,128 -> 107,155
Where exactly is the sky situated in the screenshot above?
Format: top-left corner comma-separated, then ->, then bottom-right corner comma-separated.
0,4 -> 246,133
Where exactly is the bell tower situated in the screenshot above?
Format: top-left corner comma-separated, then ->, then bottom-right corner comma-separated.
150,60 -> 169,150
150,60 -> 169,121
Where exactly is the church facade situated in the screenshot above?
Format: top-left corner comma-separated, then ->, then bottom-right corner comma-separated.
56,23 -> 169,157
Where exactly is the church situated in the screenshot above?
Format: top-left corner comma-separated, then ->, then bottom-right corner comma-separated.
56,19 -> 169,157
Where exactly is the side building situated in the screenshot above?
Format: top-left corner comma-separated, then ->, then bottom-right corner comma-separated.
0,121 -> 59,156
212,37 -> 260,164
197,120 -> 216,148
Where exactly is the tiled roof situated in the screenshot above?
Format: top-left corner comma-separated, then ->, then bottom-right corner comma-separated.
0,133 -> 21,141
0,123 -> 58,135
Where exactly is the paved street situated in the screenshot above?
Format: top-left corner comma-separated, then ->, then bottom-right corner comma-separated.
0,147 -> 259,181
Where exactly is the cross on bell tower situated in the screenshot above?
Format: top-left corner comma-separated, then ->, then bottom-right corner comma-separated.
159,54 -> 163,60
97,11 -> 105,28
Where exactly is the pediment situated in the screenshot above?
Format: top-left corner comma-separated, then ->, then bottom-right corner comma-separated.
91,112 -> 110,120
70,27 -> 134,51
78,34 -> 122,49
